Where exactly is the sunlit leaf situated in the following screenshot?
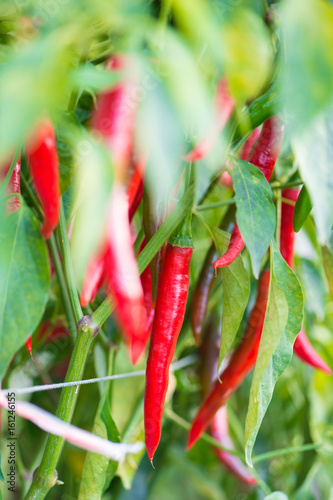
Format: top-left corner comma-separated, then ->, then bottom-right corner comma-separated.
293,109 -> 333,244
71,132 -> 113,285
222,8 -> 273,103
281,0 -> 333,132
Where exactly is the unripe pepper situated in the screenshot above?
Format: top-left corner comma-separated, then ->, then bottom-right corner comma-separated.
280,188 -> 331,374
0,155 -> 21,213
200,315 -> 257,485
187,269 -> 270,450
184,79 -> 235,162
25,119 -> 60,239
144,209 -> 193,463
213,116 -> 284,269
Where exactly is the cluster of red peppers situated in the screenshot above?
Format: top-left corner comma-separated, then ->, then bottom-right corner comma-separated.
2,50 -> 332,486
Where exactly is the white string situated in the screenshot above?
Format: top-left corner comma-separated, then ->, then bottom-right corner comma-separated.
4,354 -> 197,396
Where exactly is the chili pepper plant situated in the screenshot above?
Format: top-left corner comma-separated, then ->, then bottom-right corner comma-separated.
1,0 -> 333,499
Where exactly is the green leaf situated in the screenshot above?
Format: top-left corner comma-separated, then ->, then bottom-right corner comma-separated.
70,62 -> 120,92
56,113 -> 79,194
232,159 -> 276,278
0,453 -> 4,482
78,392 -> 120,499
281,0 -> 333,132
0,202 -> 50,379
293,185 -> 312,232
321,245 -> 333,299
71,133 -> 114,285
292,109 -> 333,244
245,241 -> 303,466
210,227 -> 250,367
222,8 -> 273,103
298,259 -> 325,320
265,493 -> 289,500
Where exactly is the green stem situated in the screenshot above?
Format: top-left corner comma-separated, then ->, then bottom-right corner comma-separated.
92,184 -> 195,329
57,201 -> 83,323
48,235 -> 77,342
0,142 -> 22,197
165,409 -> 244,460
252,442 -> 323,465
24,321 -> 95,499
20,174 -> 77,341
196,197 -> 236,212
271,179 -> 303,190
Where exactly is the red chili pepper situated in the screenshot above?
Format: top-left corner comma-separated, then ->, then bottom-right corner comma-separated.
91,54 -> 138,181
1,155 -> 21,214
25,336 -> 32,357
105,182 -> 148,365
184,79 -> 235,163
210,407 -> 257,485
200,315 -> 257,485
219,127 -> 260,190
213,116 -> 284,269
280,188 -> 331,374
25,119 -> 60,239
80,252 -> 106,307
187,269 -> 270,450
144,211 -> 193,463
127,166 -> 144,222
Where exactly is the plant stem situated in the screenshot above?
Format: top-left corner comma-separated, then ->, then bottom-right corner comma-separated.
24,322 -> 95,499
20,174 -> 77,341
57,201 -> 83,323
252,442 -> 322,465
196,198 -> 236,212
165,409 -> 244,460
48,235 -> 77,342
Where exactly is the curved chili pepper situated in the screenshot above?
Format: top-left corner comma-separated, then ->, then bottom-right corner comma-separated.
280,188 -> 331,374
184,79 -> 235,162
213,116 -> 284,270
200,316 -> 257,485
80,253 -> 106,307
25,119 -> 60,239
210,407 -> 257,485
187,269 -> 270,450
144,211 -> 193,463
91,54 -> 138,180
105,182 -> 148,365
1,155 -> 21,213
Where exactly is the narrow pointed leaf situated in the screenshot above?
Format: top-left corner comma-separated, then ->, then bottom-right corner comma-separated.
0,203 -> 50,379
211,227 -> 250,367
245,241 -> 303,465
232,159 -> 276,278
293,185 -> 312,232
79,393 -> 120,498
